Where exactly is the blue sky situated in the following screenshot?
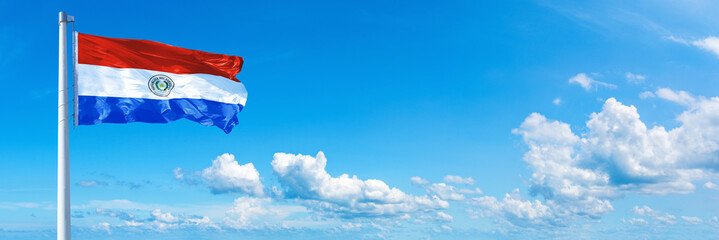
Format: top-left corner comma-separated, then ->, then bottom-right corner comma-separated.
2,0 -> 719,239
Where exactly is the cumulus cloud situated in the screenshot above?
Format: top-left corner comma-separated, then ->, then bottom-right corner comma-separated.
86,207 -> 219,232
224,196 -> 271,229
223,196 -> 308,230
569,73 -> 616,90
184,216 -> 217,229
703,182 -> 719,190
475,92 -> 719,228
693,36 -> 719,58
411,176 -> 483,201
271,152 -> 449,218
443,175 -> 475,185
626,72 -> 646,84
201,153 -> 265,196
521,95 -> 719,194
151,209 -> 178,223
553,98 -> 561,105
93,222 -> 111,234
124,220 -> 143,227
511,112 -> 614,220
424,183 -> 483,201
470,189 -> 560,228
632,206 -> 677,225
435,211 -> 454,222
78,197 -> 320,233
339,222 -> 363,231
410,176 -> 429,185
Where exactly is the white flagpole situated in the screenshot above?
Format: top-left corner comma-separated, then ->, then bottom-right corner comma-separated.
58,11 -> 73,240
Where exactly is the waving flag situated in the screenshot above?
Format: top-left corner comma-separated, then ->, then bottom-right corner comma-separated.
74,33 -> 246,133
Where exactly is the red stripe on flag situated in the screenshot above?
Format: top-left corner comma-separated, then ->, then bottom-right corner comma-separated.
77,33 -> 244,81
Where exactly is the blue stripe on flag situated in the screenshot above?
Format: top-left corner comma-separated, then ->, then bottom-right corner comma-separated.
77,96 -> 243,133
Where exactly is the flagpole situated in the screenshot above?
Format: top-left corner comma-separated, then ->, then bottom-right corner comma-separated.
58,11 -> 72,240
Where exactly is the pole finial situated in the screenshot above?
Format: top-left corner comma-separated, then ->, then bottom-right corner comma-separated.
59,11 -> 74,23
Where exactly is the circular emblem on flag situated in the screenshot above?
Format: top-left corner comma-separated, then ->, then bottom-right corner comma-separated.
148,74 -> 175,97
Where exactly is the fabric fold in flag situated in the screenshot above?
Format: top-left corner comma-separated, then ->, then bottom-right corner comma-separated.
74,32 -> 247,133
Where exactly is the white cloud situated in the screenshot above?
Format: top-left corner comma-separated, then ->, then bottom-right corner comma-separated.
426,183 -> 466,201
632,206 -> 677,225
703,182 -> 719,190
151,209 -> 178,223
470,189 -> 560,228
148,222 -> 177,232
271,152 -> 449,218
681,216 -> 703,225
172,167 -> 200,185
339,222 -> 362,231
443,175 -> 474,185
124,220 -> 144,227
655,88 -> 696,106
626,72 -> 646,84
93,222 -> 111,234
201,153 -> 265,196
419,211 -> 454,222
569,73 -> 593,90
77,180 -> 107,187
631,205 -> 654,216
146,211 -> 220,231
656,216 -> 678,225
486,93 -> 719,227
436,211 -> 454,222
224,196 -> 271,229
424,183 -> 483,201
93,208 -> 135,221
88,206 -> 220,232
223,196 -> 308,230
639,91 -> 655,99
553,98 -> 561,105
693,36 -> 719,58
517,96 -> 719,196
183,216 -> 219,229
569,73 -> 616,91
410,176 -> 429,185
710,216 -> 719,227
622,217 -> 648,226
666,35 -> 689,45
440,225 -> 452,231
173,167 -> 184,181
669,36 -> 719,58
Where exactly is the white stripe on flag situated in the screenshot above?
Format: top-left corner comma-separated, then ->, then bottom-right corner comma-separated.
77,64 -> 247,105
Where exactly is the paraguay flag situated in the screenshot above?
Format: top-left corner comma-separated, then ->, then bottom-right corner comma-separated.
74,33 -> 246,133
